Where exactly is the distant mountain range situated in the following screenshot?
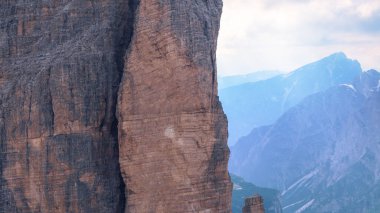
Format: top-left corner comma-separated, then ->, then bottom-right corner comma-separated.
218,70 -> 281,90
220,52 -> 362,145
231,174 -> 282,213
229,69 -> 380,212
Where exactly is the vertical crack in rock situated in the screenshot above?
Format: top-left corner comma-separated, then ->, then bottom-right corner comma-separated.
0,0 -> 231,212
47,67 -> 55,134
0,0 -> 139,212
111,0 -> 140,212
117,0 -> 232,212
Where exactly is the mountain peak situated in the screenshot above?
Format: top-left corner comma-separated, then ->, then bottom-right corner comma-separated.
286,52 -> 359,79
365,69 -> 380,75
328,52 -> 347,59
315,52 -> 351,65
229,67 -> 380,212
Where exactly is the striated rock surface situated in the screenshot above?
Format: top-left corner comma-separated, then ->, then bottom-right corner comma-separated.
0,1 -> 132,212
1,0 -> 231,213
242,195 -> 265,213
117,0 -> 231,212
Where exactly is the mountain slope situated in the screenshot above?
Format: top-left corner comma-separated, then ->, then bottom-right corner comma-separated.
230,70 -> 380,212
231,174 -> 282,213
220,52 -> 362,145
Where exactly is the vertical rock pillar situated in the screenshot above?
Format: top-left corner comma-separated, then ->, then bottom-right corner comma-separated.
117,0 -> 232,212
243,195 -> 265,213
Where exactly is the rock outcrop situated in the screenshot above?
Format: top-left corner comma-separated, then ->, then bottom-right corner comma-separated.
242,195 -> 265,213
117,0 -> 231,212
0,1 -> 130,212
231,174 -> 282,213
0,0 -> 231,212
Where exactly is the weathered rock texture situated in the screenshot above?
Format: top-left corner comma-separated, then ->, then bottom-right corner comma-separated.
242,195 -> 265,213
0,0 -> 231,212
117,0 -> 231,212
0,1 -> 132,212
231,174 -> 282,213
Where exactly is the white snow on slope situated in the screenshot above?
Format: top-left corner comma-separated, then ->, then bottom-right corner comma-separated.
233,183 -> 242,190
340,84 -> 357,92
281,169 -> 318,196
295,199 -> 315,213
283,200 -> 305,210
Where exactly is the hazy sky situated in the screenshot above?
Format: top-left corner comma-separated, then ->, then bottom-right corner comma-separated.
217,0 -> 380,76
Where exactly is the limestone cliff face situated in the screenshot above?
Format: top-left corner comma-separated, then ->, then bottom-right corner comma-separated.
0,0 -> 231,212
117,0 -> 231,212
0,1 -> 131,212
242,196 -> 265,213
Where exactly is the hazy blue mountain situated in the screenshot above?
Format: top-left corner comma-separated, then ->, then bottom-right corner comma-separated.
231,174 -> 282,213
218,70 -> 281,90
220,52 -> 362,145
230,70 -> 380,212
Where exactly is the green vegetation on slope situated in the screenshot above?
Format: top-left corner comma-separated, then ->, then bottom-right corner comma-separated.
231,174 -> 282,213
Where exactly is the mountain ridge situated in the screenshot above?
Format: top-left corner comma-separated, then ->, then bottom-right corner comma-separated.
218,70 -> 282,89
231,174 -> 283,213
220,52 -> 362,145
230,69 -> 380,212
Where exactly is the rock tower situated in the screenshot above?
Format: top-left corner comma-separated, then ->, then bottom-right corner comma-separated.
243,195 -> 265,213
0,0 -> 231,212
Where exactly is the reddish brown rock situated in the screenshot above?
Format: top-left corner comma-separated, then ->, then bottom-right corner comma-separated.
0,1 -> 133,212
243,195 -> 265,213
117,0 -> 231,212
1,0 -> 231,212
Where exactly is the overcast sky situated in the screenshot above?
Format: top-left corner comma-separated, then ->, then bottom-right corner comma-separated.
217,0 -> 380,76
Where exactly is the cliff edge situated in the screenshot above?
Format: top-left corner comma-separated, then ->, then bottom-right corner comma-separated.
0,0 -> 231,212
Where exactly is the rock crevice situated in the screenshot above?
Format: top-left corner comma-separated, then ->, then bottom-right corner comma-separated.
0,0 -> 231,212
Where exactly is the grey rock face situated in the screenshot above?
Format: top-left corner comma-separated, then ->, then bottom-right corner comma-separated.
0,1 -> 131,212
230,70 -> 380,212
0,0 -> 231,212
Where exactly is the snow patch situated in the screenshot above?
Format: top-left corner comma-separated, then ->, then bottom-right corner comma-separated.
281,169 -> 318,196
295,199 -> 315,213
281,80 -> 298,111
233,183 -> 242,190
283,200 -> 305,210
340,84 -> 357,92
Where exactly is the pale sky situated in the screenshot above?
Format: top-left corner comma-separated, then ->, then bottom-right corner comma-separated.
217,0 -> 380,76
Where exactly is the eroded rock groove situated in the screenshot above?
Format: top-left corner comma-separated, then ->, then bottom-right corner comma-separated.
0,0 -> 231,212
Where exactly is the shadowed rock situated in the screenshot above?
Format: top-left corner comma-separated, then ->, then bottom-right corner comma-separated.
0,0 -> 231,212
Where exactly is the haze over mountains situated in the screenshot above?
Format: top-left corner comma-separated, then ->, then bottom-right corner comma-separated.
225,53 -> 380,212
220,52 -> 361,145
218,70 -> 281,89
